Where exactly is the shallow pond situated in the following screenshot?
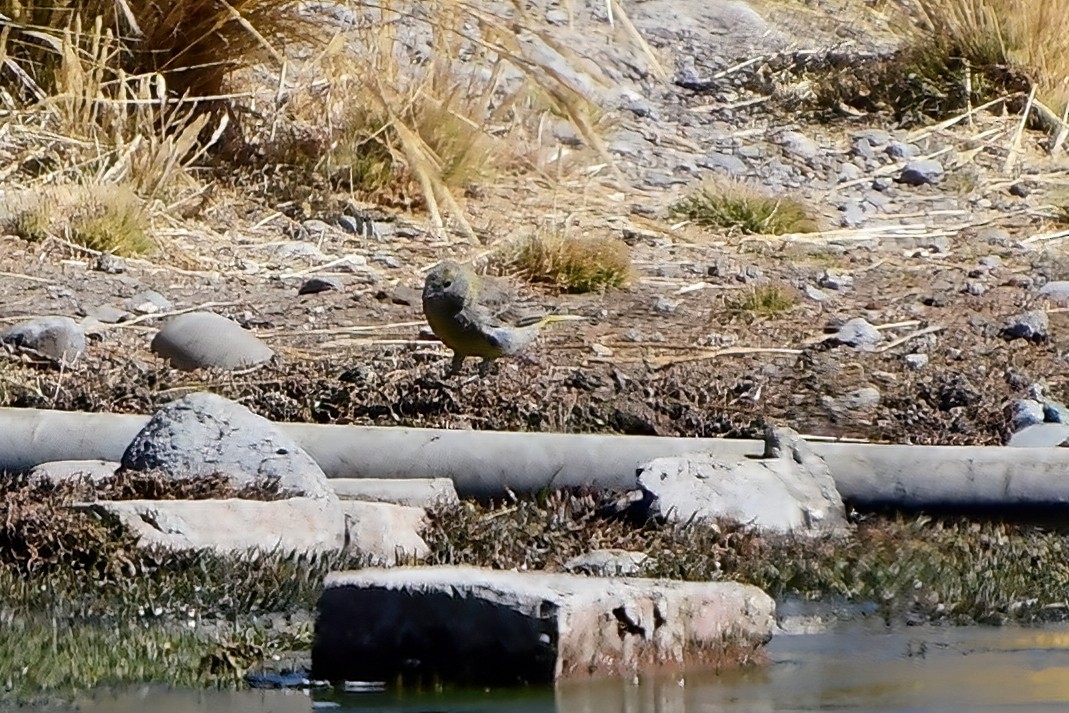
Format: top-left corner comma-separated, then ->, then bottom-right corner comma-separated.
26,620 -> 1069,713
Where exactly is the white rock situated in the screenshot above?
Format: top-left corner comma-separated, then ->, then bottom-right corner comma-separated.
636,428 -> 849,535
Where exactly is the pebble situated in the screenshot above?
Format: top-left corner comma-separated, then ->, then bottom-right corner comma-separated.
126,290 -> 173,315
804,285 -> 829,302
963,281 -> 986,296
999,310 -> 1048,343
1045,401 -> 1069,424
699,152 -> 748,176
1,316 -> 86,365
839,201 -> 865,228
978,255 -> 1002,269
776,130 -> 819,160
852,129 -> 891,146
850,138 -> 875,160
298,277 -> 343,295
831,317 -> 882,349
896,159 -> 944,186
818,269 -> 854,291
653,297 -> 680,315
84,305 -> 131,324
1039,281 -> 1069,303
903,353 -> 928,370
93,253 -> 127,274
1010,399 -> 1046,431
1007,423 -> 1069,448
301,219 -> 333,239
885,141 -> 918,159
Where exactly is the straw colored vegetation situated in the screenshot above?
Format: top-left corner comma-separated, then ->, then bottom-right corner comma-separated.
671,181 -> 819,236
726,284 -> 798,321
506,232 -> 634,292
808,0 -> 1069,121
0,0 -> 617,251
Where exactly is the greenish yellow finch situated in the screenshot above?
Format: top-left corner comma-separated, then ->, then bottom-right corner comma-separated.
422,260 -> 584,374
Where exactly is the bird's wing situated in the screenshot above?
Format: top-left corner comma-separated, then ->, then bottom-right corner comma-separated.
455,304 -> 507,349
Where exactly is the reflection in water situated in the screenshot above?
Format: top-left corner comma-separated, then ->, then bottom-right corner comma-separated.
18,622 -> 1069,713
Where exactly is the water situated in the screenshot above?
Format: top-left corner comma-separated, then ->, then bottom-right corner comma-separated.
26,622 -> 1069,713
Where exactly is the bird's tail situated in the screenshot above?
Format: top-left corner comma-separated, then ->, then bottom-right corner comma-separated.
525,314 -> 587,328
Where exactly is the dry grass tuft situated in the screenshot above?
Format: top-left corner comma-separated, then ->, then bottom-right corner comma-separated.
806,0 -> 1069,121
3,184 -> 153,256
726,284 -> 798,321
506,232 -> 633,292
671,181 -> 818,236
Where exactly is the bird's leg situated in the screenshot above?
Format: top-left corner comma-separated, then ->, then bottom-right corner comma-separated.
447,352 -> 466,377
478,358 -> 500,377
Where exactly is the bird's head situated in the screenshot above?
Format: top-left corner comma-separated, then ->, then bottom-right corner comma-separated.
423,260 -> 476,307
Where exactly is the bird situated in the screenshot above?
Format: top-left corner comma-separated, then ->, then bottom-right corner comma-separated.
421,259 -> 585,375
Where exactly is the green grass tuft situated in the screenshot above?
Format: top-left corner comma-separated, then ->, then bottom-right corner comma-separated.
508,233 -> 633,293
671,182 -> 818,236
726,284 -> 798,321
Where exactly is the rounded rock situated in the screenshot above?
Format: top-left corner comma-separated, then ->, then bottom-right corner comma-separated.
151,311 -> 274,371
1,316 -> 86,365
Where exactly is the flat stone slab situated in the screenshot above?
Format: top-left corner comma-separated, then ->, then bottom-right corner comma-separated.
331,477 -> 459,508
82,498 -> 428,561
312,566 -> 775,685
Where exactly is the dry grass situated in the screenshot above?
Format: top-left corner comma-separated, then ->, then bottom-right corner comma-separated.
0,0 -> 620,243
726,284 -> 798,321
505,232 -> 633,292
806,0 -> 1069,122
3,184 -> 153,256
914,0 -> 1069,110
671,181 -> 818,236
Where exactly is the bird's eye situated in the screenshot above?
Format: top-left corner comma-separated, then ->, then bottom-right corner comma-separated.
442,280 -> 453,288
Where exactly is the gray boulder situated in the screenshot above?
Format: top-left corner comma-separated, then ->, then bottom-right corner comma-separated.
151,311 -> 273,371
312,566 -> 775,684
1007,423 -> 1069,448
120,392 -> 332,499
1,316 -> 85,365
830,317 -> 882,349
636,428 -> 849,535
896,159 -> 944,186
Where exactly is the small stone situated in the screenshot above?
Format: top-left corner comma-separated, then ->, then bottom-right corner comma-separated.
999,310 -> 1049,343
978,255 -> 1002,269
564,550 -> 651,577
699,152 -> 748,176
1010,399 -> 1046,431
804,285 -> 829,302
298,276 -> 343,295
850,138 -> 875,160
839,201 -> 865,228
831,317 -> 882,349
885,141 -> 918,159
84,304 -> 131,324
622,328 -> 644,343
1044,401 -> 1069,424
1039,281 -> 1069,303
337,215 -> 365,235
896,160 -> 944,186
301,219 -> 333,239
653,297 -> 679,315
976,227 -> 1011,246
93,253 -> 126,274
777,131 -> 819,160
818,269 -> 854,291
840,386 -> 881,411
852,129 -> 891,146
1,316 -> 85,365
126,290 -> 173,315
872,177 -> 893,192
371,253 -> 402,268
964,281 -> 986,296
545,8 -> 569,24
1009,183 -> 1030,198
1007,423 -> 1069,448
903,353 -> 929,370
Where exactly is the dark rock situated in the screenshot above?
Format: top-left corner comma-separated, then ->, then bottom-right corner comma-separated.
896,160 -> 944,186
298,276 -> 343,295
999,310 -> 1048,343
